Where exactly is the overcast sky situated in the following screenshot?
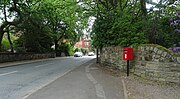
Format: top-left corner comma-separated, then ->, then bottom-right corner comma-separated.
146,0 -> 159,9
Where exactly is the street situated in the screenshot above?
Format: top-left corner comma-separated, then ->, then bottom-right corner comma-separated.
0,56 -> 93,99
0,56 -> 124,99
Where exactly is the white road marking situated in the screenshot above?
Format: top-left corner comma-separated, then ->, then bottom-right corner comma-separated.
86,73 -> 98,84
95,84 -> 106,98
121,77 -> 128,99
23,63 -> 80,99
86,63 -> 106,99
90,67 -> 99,70
35,63 -> 53,68
0,71 -> 18,76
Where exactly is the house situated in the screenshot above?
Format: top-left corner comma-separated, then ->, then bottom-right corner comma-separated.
74,34 -> 90,48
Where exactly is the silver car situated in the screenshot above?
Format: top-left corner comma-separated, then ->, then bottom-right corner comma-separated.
88,52 -> 95,56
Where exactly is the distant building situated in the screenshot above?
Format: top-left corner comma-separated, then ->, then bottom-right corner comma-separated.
74,34 -> 90,48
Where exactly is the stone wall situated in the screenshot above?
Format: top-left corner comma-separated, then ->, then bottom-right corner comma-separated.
0,53 -> 56,63
100,46 -> 126,69
100,45 -> 180,84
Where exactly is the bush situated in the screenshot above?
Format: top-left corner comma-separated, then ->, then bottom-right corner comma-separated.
74,48 -> 81,52
81,48 -> 89,55
57,43 -> 74,56
2,38 -> 10,51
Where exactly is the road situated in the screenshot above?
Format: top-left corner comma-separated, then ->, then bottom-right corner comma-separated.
0,56 -> 95,99
0,56 -> 124,99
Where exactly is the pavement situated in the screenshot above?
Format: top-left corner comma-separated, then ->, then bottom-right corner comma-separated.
98,65 -> 180,99
0,58 -> 180,99
123,75 -> 180,99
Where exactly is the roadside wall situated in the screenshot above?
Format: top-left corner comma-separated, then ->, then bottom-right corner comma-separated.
0,53 -> 56,63
100,45 -> 180,84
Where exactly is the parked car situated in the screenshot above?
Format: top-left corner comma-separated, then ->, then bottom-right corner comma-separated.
74,52 -> 83,57
88,52 -> 95,56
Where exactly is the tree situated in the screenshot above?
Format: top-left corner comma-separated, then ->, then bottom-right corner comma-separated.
90,0 -> 148,48
36,0 -> 82,53
0,0 -> 88,53
87,0 -> 179,52
0,0 -> 19,52
0,0 -> 51,52
13,0 -> 54,52
143,0 -> 179,48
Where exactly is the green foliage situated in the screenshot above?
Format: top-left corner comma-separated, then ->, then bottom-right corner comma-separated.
90,0 -> 179,50
91,6 -> 147,48
0,0 -> 87,53
143,15 -> 179,48
58,43 -> 74,56
176,7 -> 180,10
81,48 -> 89,55
157,17 -> 179,48
14,35 -> 26,53
74,48 -> 89,55
17,13 -> 54,52
2,37 -> 10,51
1,33 -> 16,51
110,14 -> 147,47
74,48 -> 81,52
2,0 -> 178,54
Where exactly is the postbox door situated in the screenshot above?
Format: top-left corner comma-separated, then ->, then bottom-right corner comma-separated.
123,48 -> 133,60
123,50 -> 128,60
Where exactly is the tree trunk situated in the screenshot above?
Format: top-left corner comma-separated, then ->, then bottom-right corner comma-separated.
140,0 -> 147,16
7,30 -> 14,52
0,28 -> 5,51
54,39 -> 58,53
0,33 -> 4,51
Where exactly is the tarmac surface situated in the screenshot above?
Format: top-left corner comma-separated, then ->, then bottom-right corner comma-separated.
0,57 -> 179,99
25,59 -> 125,99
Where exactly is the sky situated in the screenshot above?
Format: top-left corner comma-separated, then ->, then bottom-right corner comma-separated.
146,0 -> 159,9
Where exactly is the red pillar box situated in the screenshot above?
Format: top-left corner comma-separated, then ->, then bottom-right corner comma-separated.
123,48 -> 134,60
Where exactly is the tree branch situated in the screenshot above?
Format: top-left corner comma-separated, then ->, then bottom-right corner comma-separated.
122,0 -> 129,10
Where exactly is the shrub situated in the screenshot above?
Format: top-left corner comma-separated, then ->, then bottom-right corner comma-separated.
58,43 -> 74,56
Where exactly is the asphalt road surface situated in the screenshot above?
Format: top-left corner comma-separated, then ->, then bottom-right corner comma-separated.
0,56 -> 96,99
0,56 -> 124,99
